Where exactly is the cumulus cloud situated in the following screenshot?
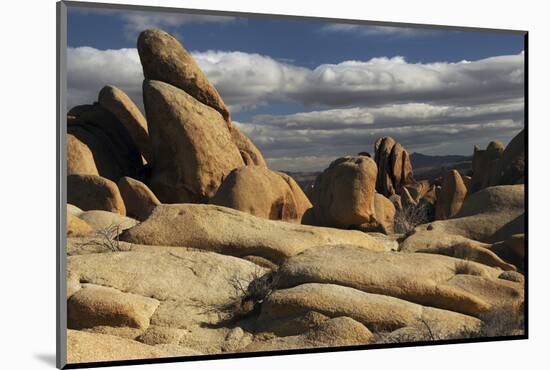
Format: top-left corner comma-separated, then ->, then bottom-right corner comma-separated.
292,54 -> 524,107
66,46 -> 524,171
192,50 -> 308,106
252,100 -> 524,130
320,23 -> 434,38
67,47 -> 144,110
188,51 -> 525,109
67,46 -> 524,112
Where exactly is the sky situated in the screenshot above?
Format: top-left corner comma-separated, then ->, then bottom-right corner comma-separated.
66,5 -> 525,172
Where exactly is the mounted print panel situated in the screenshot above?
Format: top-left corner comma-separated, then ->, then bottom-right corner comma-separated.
57,1 -> 527,368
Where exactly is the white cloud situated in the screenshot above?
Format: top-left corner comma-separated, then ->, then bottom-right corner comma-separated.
293,54 -> 523,107
67,46 -> 524,112
192,50 -> 308,106
66,46 -> 524,171
67,47 -> 144,110
199,51 -> 524,109
252,100 -> 524,130
320,23 -> 434,38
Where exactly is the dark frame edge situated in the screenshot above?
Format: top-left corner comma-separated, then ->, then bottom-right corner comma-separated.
57,1 -> 68,369
523,32 -> 529,339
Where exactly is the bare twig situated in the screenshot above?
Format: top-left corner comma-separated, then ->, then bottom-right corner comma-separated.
419,318 -> 436,341
76,224 -> 128,253
394,203 -> 429,234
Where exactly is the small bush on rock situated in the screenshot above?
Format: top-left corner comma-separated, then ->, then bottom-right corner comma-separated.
227,267 -> 279,319
76,224 -> 128,253
196,267 -> 279,324
394,203 -> 429,234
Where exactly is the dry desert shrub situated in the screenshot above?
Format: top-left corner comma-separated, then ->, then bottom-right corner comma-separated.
227,267 -> 279,317
76,224 -> 129,253
394,202 -> 430,234
194,266 -> 279,324
454,260 -> 473,275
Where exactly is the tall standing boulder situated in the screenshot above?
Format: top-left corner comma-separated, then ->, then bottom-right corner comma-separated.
211,166 -> 311,223
67,104 -> 143,182
471,141 -> 505,192
98,85 -> 152,163
391,142 -> 414,187
142,80 -> 244,203
435,170 -> 467,220
308,156 -> 378,229
137,29 -> 230,122
497,130 -> 525,185
374,137 -> 415,196
67,174 -> 126,215
374,137 -> 396,195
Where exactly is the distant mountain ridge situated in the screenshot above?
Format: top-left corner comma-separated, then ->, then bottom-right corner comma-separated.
410,152 -> 472,168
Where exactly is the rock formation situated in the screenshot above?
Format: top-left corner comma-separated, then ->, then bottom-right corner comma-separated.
67,28 -> 268,215
120,204 -> 391,263
402,185 -> 524,251
76,210 -> 138,233
277,245 -> 523,318
308,156 -> 378,230
137,29 -> 230,122
374,137 -> 415,196
373,193 -> 396,234
471,141 -> 505,192
117,176 -> 160,221
67,104 -> 144,181
229,125 -> 267,167
67,133 -> 99,177
63,27 -> 526,363
211,166 -> 311,223
490,234 -> 525,272
67,174 -> 126,215
66,248 -> 262,359
68,284 -> 160,330
495,129 -> 525,185
98,85 -> 152,163
67,330 -> 172,364
143,79 -> 244,203
435,170 -> 468,220
469,130 -> 525,194
243,317 -> 374,351
67,214 -> 94,237
257,283 -> 481,335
